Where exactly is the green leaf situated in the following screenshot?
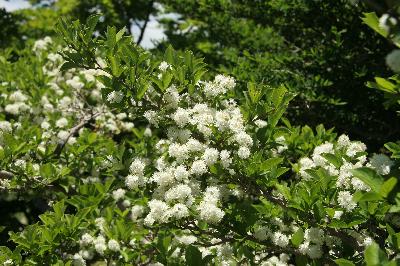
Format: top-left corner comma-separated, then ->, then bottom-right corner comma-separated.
321,153 -> 342,168
291,228 -> 304,247
247,82 -> 261,103
364,243 -> 388,266
86,14 -> 101,34
260,157 -> 283,172
379,177 -> 397,198
185,245 -> 203,266
358,192 -> 383,202
374,77 -> 397,94
116,27 -> 126,42
362,12 -> 388,38
351,168 -> 383,193
60,61 -> 78,72
53,200 -> 65,220
335,258 -> 355,266
164,45 -> 175,64
106,26 -> 117,49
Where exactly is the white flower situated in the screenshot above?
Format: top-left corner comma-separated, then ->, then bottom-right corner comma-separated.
56,117 -> 68,128
94,235 -> 107,255
369,154 -> 393,175
3,259 -> 14,266
0,121 -> 12,132
131,205 -> 144,221
176,235 -> 197,245
202,148 -> 219,166
72,253 -> 86,266
220,150 -> 232,168
108,239 -> 120,251
80,233 -> 94,246
66,76 -> 84,90
254,119 -> 268,128
346,142 -> 366,157
163,86 -> 180,107
299,157 -> 315,180
144,110 -> 160,126
168,203 -> 189,219
112,188 -> 126,201
145,199 -> 170,225
125,174 -> 142,189
106,91 -> 124,103
214,74 -> 236,90
337,191 -> 357,211
168,143 -> 189,161
379,13 -> 397,33
363,237 -> 373,247
234,131 -> 253,147
174,165 -> 189,181
337,134 -> 351,148
172,108 -> 191,127
197,201 -> 224,223
130,158 -> 146,176
9,91 -> 28,102
186,138 -> 203,152
159,61 -> 171,72
33,37 -> 52,52
272,232 -> 289,247
57,130 -> 70,140
333,210 -> 343,219
165,184 -> 192,202
304,228 -> 324,246
190,160 -> 208,175
351,177 -> 370,191
95,218 -> 106,231
144,127 -> 152,137
41,121 -> 51,129
5,103 -> 22,115
237,146 -> 250,159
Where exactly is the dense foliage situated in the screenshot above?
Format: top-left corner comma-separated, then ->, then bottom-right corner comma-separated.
0,0 -> 400,265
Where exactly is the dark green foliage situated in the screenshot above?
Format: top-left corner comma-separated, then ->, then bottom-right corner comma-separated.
158,0 -> 400,149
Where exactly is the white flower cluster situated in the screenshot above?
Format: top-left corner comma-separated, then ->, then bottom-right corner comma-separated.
0,39 -> 141,189
202,74 -> 236,97
253,218 -> 294,249
32,36 -> 52,52
298,135 -> 377,212
299,135 -> 395,213
260,254 -> 290,266
124,75 -> 252,225
298,228 -> 341,259
368,154 -> 394,175
76,229 -> 126,263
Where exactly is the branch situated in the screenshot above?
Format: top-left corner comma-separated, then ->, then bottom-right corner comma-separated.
136,1 -> 154,45
53,113 -> 100,157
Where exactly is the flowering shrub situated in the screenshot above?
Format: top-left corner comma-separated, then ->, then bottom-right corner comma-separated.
0,15 -> 399,265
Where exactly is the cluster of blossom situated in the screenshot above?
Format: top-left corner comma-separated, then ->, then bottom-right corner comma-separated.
120,69 -> 253,226
253,218 -> 294,248
0,38 -> 139,189
377,13 -> 400,72
298,135 -> 393,212
71,225 -> 133,265
32,36 -> 53,53
258,254 -> 291,266
298,228 -> 341,259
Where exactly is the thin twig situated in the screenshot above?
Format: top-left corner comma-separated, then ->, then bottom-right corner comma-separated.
54,112 -> 100,157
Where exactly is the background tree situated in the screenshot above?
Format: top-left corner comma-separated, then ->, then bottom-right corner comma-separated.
158,0 -> 400,149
